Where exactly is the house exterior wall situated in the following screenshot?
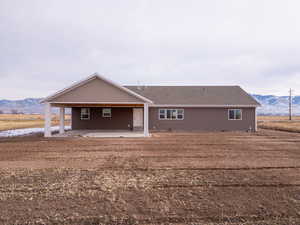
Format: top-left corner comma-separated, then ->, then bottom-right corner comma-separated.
149,107 -> 256,131
71,106 -> 256,132
51,78 -> 144,103
72,107 -> 133,130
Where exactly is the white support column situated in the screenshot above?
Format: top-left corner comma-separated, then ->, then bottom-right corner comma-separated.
255,107 -> 258,132
44,102 -> 52,137
70,108 -> 72,129
59,107 -> 65,134
143,103 -> 149,137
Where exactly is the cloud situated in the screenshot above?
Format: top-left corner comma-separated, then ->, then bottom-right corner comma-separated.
1,0 -> 300,99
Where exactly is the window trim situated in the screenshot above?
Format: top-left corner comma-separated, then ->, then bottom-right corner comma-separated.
177,109 -> 184,120
80,108 -> 90,120
228,109 -> 242,120
158,109 -> 184,120
159,109 -> 166,120
102,108 -> 112,118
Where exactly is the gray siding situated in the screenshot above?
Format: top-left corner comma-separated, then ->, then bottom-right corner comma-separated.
149,107 -> 256,131
72,107 -> 256,132
72,107 -> 133,130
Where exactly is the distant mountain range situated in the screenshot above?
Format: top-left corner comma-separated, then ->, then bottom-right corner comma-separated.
253,94 -> 300,115
0,95 -> 299,115
0,98 -> 44,114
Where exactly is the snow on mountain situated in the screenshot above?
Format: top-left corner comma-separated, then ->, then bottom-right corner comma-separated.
0,98 -> 44,114
252,94 -> 300,115
0,95 -> 299,115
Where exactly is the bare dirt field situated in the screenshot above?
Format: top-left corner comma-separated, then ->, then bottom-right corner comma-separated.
0,130 -> 299,224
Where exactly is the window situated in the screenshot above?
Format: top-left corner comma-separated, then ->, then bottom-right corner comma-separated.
228,109 -> 242,120
80,108 -> 90,120
171,109 -> 177,119
102,108 -> 112,117
159,109 -> 165,119
158,109 -> 184,120
177,109 -> 184,119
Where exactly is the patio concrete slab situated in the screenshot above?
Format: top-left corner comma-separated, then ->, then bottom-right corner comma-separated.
83,132 -> 145,138
53,130 -> 146,138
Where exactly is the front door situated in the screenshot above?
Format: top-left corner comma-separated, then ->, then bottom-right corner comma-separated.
133,108 -> 143,130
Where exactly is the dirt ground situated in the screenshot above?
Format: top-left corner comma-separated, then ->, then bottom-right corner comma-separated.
0,130 -> 299,225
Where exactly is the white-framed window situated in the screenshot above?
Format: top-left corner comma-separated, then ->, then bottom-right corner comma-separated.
80,108 -> 90,120
177,109 -> 184,120
159,109 -> 166,119
228,109 -> 242,120
158,109 -> 184,120
102,108 -> 112,117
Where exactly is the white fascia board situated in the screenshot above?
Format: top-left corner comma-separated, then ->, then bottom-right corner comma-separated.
150,104 -> 259,108
40,73 -> 153,104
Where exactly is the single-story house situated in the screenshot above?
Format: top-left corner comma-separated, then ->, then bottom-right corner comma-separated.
41,73 -> 260,137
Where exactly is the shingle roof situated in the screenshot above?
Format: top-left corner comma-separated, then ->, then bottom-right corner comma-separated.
125,86 -> 260,106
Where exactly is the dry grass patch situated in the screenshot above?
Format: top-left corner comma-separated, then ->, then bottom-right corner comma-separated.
258,116 -> 300,133
0,114 -> 70,131
259,121 -> 300,133
258,116 -> 300,121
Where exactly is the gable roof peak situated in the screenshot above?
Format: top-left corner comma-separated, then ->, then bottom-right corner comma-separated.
40,73 -> 153,103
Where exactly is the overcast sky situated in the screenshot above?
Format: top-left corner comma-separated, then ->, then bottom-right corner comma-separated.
1,0 -> 300,99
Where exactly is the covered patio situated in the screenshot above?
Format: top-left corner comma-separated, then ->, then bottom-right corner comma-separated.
41,74 -> 152,138
44,102 -> 149,137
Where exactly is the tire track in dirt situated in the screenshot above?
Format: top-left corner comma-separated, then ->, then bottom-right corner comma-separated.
52,215 -> 300,225
2,183 -> 298,194
153,183 -> 300,189
138,215 -> 300,225
97,166 -> 300,171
